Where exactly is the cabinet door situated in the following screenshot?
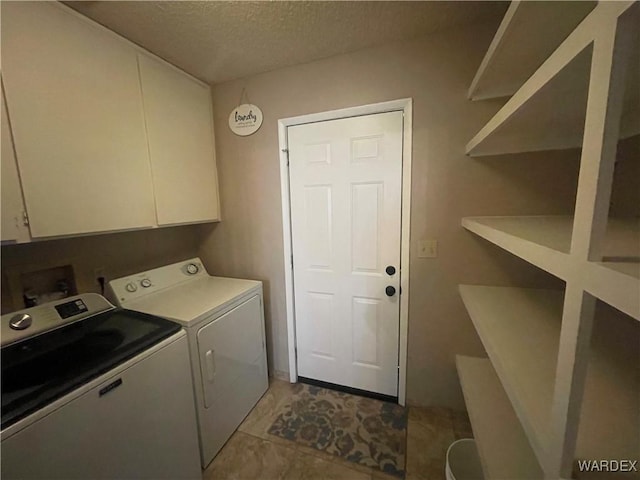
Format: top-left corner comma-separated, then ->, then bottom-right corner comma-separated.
138,54 -> 220,225
1,3 -> 156,238
1,80 -> 29,243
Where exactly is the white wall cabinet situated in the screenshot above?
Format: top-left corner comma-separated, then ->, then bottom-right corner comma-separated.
1,80 -> 29,243
1,2 -> 156,239
138,54 -> 220,225
0,2 -> 220,240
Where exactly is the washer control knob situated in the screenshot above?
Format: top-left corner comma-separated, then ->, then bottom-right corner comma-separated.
186,263 -> 199,275
10,313 -> 32,330
140,278 -> 152,288
125,282 -> 138,293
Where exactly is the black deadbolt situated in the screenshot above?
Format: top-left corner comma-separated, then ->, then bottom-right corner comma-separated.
385,286 -> 396,297
385,266 -> 396,276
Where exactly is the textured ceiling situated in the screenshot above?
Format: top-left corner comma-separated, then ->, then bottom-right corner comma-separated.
65,1 -> 508,84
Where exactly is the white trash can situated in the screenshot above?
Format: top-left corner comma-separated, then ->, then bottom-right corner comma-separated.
445,438 -> 485,480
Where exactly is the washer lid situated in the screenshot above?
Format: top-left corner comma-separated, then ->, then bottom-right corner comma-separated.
1,308 -> 181,430
120,276 -> 262,326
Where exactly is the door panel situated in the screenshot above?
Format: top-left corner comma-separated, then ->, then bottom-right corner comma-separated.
351,182 -> 383,273
289,111 -> 403,396
352,297 -> 381,366
304,185 -> 333,268
308,292 -> 337,359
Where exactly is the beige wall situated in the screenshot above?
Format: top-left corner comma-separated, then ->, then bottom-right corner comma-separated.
1,225 -> 201,313
2,17 -> 635,411
610,135 -> 640,217
199,22 -> 582,409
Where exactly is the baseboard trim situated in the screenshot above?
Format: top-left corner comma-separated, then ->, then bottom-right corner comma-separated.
298,376 -> 399,404
271,370 -> 290,382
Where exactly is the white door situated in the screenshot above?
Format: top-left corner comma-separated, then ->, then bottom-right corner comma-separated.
289,111 -> 403,397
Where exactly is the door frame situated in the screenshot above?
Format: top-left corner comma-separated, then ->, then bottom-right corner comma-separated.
278,98 -> 412,406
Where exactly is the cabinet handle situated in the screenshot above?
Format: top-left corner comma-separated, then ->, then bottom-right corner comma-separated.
99,378 -> 123,397
205,350 -> 216,382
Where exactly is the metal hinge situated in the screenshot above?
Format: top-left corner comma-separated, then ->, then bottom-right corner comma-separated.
282,148 -> 289,166
22,211 -> 29,226
291,254 -> 294,269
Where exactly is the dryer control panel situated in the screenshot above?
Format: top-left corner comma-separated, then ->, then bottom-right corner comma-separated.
108,258 -> 208,304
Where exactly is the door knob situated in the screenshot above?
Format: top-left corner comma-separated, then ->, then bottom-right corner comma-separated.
385,266 -> 396,275
385,286 -> 396,297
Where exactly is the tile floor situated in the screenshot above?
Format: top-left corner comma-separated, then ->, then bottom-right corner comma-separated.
203,379 -> 473,480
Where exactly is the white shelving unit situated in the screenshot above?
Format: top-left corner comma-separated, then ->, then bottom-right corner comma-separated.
456,355 -> 543,480
466,2 -> 639,156
462,216 -> 640,320
459,286 -> 639,479
459,3 -> 640,479
468,1 -> 596,101
459,286 -> 563,465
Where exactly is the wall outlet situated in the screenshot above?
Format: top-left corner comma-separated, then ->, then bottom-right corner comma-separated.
94,267 -> 106,283
418,239 -> 438,258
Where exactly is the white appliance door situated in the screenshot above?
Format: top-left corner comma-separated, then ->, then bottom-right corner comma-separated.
197,294 -> 268,462
289,111 -> 403,397
1,335 -> 201,480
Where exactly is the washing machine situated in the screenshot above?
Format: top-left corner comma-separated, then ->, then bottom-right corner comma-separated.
108,257 -> 269,468
1,293 -> 201,480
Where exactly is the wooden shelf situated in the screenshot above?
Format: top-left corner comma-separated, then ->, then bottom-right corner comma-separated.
459,286 -> 560,465
459,285 -> 640,477
599,261 -> 640,279
462,216 -> 640,319
462,215 -> 640,260
456,355 -> 543,480
462,215 -> 573,278
583,261 -> 640,320
466,3 -> 639,156
468,1 -> 596,101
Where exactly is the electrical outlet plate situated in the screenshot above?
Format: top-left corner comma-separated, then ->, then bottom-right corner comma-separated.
94,267 -> 106,282
418,239 -> 437,258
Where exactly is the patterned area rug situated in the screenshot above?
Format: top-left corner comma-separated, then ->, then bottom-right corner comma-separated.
267,383 -> 407,477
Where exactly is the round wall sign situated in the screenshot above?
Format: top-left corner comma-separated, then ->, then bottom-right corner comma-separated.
229,103 -> 263,136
